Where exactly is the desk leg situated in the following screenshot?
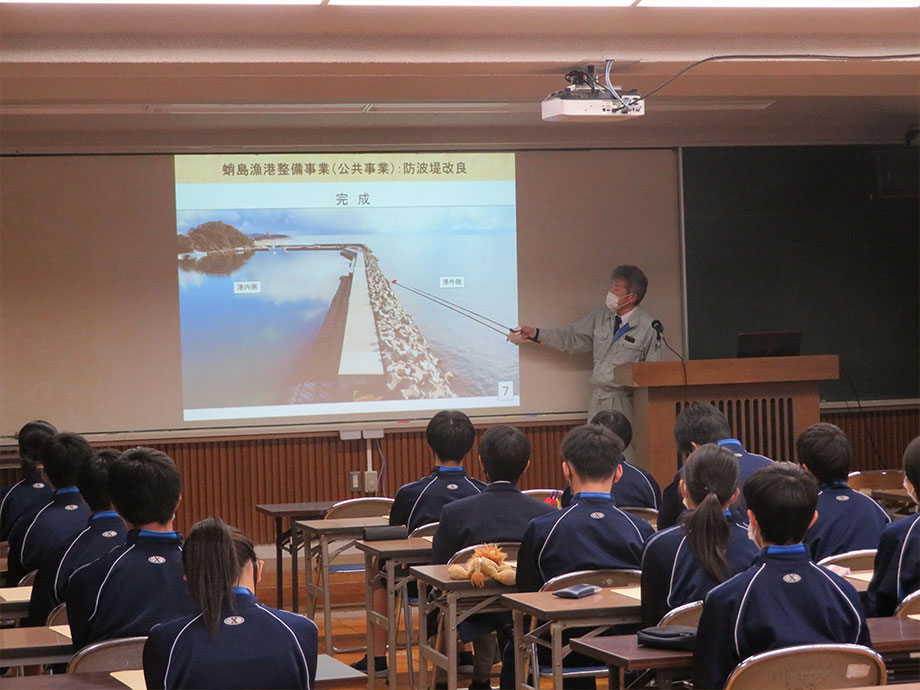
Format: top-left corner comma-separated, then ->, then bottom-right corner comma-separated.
291,520 -> 300,613
609,666 -> 624,690
512,609 -> 526,690
550,621 -> 563,690
446,591 -> 458,690
386,560 -> 398,689
275,517 -> 284,610
365,552 -> 377,690
417,580 -> 429,690
321,534 -> 333,655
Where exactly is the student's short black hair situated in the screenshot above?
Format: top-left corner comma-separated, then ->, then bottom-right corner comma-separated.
17,420 -> 57,477
108,447 -> 182,526
425,410 -> 475,462
479,425 -> 531,484
904,436 -> 920,492
610,265 -> 648,304
673,403 -> 732,456
77,449 -> 120,513
589,410 -> 633,449
42,432 -> 93,489
743,462 -> 818,545
561,424 -> 624,482
795,423 -> 852,484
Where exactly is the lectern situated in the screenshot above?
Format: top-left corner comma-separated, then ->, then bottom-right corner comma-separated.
613,355 -> 839,485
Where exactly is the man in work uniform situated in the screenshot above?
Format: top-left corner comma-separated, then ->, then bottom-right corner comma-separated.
510,264 -> 659,422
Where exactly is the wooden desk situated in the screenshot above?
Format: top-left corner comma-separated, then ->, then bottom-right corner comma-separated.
0,585 -> 33,622
356,538 -> 432,690
0,653 -> 367,689
296,516 -> 388,653
844,570 -> 874,592
411,564 -> 517,690
502,588 -> 643,690
568,616 -> 920,689
0,625 -> 74,666
256,501 -> 336,610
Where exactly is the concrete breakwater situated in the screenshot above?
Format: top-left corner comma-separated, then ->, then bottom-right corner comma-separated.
364,250 -> 456,399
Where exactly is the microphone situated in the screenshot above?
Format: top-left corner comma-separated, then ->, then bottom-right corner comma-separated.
651,320 -> 664,338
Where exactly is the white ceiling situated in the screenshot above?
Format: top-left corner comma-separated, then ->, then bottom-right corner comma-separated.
1,4 -> 918,152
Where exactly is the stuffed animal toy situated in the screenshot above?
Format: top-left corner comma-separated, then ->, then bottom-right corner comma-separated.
447,543 -> 516,588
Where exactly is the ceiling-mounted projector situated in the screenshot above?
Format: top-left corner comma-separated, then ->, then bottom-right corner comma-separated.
541,67 -> 644,122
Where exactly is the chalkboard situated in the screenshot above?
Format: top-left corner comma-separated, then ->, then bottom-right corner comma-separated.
683,145 -> 919,402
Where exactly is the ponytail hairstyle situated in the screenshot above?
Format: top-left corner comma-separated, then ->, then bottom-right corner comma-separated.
680,444 -> 740,582
182,517 -> 258,637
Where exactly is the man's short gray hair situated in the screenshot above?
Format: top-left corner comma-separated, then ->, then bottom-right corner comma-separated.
610,265 -> 648,303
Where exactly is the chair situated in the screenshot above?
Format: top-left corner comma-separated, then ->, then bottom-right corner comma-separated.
46,602 -> 68,626
447,542 -> 521,566
530,570 -> 643,685
325,496 -> 394,520
895,589 -> 920,617
658,600 -> 703,627
66,636 -> 147,674
409,521 -> 439,539
620,506 -> 658,531
522,489 -> 562,507
723,643 -> 887,690
848,470 -> 905,493
817,549 -> 877,572
18,570 -> 37,587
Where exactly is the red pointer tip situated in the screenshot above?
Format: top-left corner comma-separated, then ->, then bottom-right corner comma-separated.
392,279 -> 397,283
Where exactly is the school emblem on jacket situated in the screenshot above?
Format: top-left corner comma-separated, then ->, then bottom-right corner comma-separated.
590,512 -> 605,520
102,531 -> 118,538
64,504 -> 79,511
32,482 -> 45,489
447,483 -> 459,490
836,495 -> 850,501
148,555 -> 167,564
783,573 -> 802,583
223,616 -> 245,626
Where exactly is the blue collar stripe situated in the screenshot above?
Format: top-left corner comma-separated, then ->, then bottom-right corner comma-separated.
56,486 -> 80,495
92,511 -> 120,520
767,544 -> 807,554
723,510 -> 733,517
717,439 -> 743,448
614,323 -> 633,340
579,492 -> 612,500
232,586 -> 252,595
820,481 -> 850,490
138,529 -> 178,539
437,466 -> 464,473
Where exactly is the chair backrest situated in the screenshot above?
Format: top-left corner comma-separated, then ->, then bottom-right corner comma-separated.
540,569 -> 642,592
522,489 -> 561,506
723,644 -> 887,690
18,569 -> 37,587
325,497 -> 394,520
67,636 -> 148,674
46,602 -> 69,626
620,506 -> 658,531
0,541 -> 9,558
847,469 -> 904,492
895,588 -> 920,617
448,542 -> 521,566
658,600 -> 704,627
409,522 -> 439,539
817,549 -> 877,572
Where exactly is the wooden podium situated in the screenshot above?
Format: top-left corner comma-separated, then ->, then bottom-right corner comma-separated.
613,355 -> 839,485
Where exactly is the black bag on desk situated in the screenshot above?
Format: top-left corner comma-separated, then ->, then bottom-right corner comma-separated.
636,625 -> 697,651
363,525 -> 408,541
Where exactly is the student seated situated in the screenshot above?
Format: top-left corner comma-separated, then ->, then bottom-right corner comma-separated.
640,444 -> 759,626
7,432 -> 91,584
432,425 -> 557,690
66,447 -> 195,650
799,423 -> 890,561
693,462 -> 870,690
658,403 -> 771,530
866,435 -> 920,617
353,410 -> 486,675
144,518 -> 318,690
27,449 -> 127,626
517,423 -> 654,593
0,420 -> 56,542
559,410 -> 660,510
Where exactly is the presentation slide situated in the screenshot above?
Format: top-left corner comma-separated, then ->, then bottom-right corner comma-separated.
175,153 -> 520,422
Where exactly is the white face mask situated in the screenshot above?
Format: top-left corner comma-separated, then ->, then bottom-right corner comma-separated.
605,291 -> 621,312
